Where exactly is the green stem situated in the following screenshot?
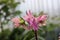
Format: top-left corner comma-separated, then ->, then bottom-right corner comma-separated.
34,30 -> 38,40
0,22 -> 4,40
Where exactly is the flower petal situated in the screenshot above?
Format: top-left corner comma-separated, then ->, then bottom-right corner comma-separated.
11,17 -> 20,23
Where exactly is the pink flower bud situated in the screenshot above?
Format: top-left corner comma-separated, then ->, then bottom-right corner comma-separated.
11,17 -> 20,27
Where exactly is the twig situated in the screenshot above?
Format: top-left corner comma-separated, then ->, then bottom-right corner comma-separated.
34,30 -> 38,40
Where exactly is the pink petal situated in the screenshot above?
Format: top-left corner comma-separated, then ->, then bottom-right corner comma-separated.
23,10 -> 44,31
14,23 -> 20,27
11,17 -> 20,23
37,15 -> 47,22
40,15 -> 47,21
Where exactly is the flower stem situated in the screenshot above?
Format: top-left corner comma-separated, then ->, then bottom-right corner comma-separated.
34,30 -> 38,40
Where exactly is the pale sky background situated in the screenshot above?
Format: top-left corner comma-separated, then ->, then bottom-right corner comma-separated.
16,0 -> 60,17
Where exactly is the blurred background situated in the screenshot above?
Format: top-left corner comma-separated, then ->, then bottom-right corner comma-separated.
0,0 -> 60,40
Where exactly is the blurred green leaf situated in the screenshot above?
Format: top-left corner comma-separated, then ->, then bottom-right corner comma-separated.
2,5 -> 9,13
14,11 -> 21,16
0,0 -> 9,4
46,23 -> 58,31
0,29 -> 11,40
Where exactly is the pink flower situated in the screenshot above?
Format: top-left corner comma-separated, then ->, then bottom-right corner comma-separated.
37,15 -> 47,21
14,23 -> 20,27
23,10 -> 47,31
23,10 -> 38,31
23,10 -> 34,22
11,10 -> 47,30
37,15 -> 47,24
11,17 -> 20,27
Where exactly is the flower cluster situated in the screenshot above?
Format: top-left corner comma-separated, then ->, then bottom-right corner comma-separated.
11,10 -> 47,31
11,17 -> 20,27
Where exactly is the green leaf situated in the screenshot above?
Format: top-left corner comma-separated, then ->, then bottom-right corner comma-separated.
0,0 -> 9,4
46,23 -> 58,31
14,11 -> 21,16
2,5 -> 9,13
0,29 -> 11,40
9,2 -> 20,8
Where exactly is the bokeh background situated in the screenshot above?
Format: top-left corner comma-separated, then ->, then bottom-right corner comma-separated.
0,0 -> 60,40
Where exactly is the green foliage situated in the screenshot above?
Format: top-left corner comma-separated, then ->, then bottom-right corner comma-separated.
0,0 -> 21,22
14,11 -> 21,16
0,0 -> 22,40
0,0 -> 22,31
0,0 -> 60,40
0,29 -> 11,40
0,23 -> 60,40
46,23 -> 59,31
8,28 -> 25,40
